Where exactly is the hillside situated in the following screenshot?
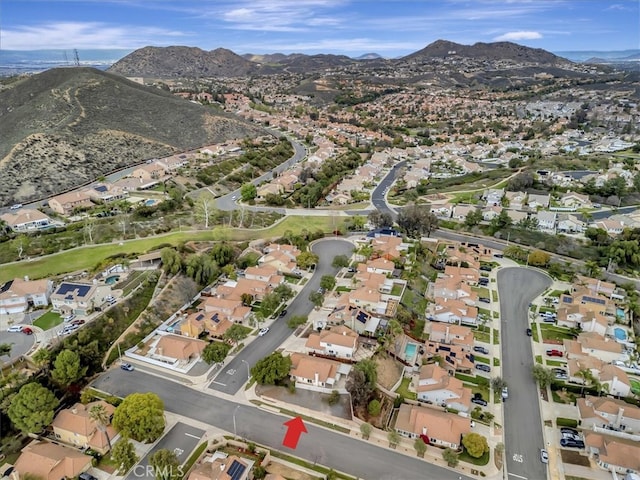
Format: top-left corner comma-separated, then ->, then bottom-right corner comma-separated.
0,67 -> 264,205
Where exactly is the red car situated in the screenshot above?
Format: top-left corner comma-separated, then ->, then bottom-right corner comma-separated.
546,349 -> 563,357
22,327 -> 33,335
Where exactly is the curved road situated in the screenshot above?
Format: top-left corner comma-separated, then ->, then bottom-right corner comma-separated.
208,239 -> 354,395
497,267 -> 552,480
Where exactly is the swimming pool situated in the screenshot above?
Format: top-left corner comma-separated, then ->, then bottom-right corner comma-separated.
617,308 -> 625,319
614,327 -> 627,342
404,343 -> 417,359
144,199 -> 156,206
105,275 -> 120,285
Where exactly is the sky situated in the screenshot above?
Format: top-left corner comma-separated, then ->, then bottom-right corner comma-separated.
1,0 -> 638,57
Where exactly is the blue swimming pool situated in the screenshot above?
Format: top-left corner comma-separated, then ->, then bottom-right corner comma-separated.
105,275 -> 120,285
614,328 -> 627,341
617,308 -> 625,318
145,199 -> 155,206
405,343 -> 417,359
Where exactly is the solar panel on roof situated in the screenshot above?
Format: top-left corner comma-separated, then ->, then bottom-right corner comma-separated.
94,185 -> 108,192
56,283 -> 91,297
583,296 -> 605,305
196,314 -> 204,321
356,311 -> 368,323
227,460 -> 246,480
212,313 -> 220,323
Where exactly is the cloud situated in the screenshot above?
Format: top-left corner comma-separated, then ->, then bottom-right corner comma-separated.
493,31 -> 543,41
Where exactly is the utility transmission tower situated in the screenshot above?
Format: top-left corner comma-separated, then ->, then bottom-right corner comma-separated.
73,49 -> 80,66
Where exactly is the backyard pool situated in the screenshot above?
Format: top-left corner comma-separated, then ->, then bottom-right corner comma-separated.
404,343 -> 418,360
617,308 -> 625,319
614,327 -> 627,342
105,275 -> 120,285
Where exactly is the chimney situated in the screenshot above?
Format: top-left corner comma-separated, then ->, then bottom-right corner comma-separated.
615,407 -> 624,429
24,275 -> 29,282
314,372 -> 319,386
422,426 -> 427,435
71,407 -> 77,415
445,326 -> 450,344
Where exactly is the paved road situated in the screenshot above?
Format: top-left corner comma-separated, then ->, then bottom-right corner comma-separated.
497,267 -> 552,480
370,161 -> 407,219
208,239 -> 354,395
0,331 -> 35,363
125,422 -> 204,480
93,369 -> 474,480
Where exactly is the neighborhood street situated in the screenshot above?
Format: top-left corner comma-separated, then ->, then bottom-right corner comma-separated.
497,267 -> 552,480
208,238 -> 354,395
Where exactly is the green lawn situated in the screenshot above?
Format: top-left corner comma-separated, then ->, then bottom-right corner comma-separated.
535,355 -> 543,364
473,287 -> 491,298
493,358 -> 500,367
546,360 -> 566,367
34,311 -> 63,330
492,290 -> 498,302
395,376 -> 417,400
540,324 -> 575,342
474,325 -> 491,343
0,216 -> 343,283
459,448 -> 490,466
492,328 -> 500,345
531,323 -> 540,342
630,379 -> 640,396
474,356 -> 490,364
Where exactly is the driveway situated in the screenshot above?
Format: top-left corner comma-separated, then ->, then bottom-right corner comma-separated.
208,238 -> 354,395
497,267 -> 552,480
0,330 -> 35,363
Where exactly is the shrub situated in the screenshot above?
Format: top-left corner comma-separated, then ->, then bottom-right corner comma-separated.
556,417 -> 578,428
368,399 -> 381,416
327,390 -> 340,405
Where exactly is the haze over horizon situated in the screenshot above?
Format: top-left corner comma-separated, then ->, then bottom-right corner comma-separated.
1,0 -> 638,59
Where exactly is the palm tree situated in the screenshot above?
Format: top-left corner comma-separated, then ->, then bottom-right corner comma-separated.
89,403 -> 112,451
584,260 -> 601,279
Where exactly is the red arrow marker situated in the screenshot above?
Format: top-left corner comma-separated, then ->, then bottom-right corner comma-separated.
282,416 -> 307,449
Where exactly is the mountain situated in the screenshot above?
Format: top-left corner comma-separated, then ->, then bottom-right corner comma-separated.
402,39 -> 569,64
355,53 -> 383,60
108,46 -> 258,78
0,67 -> 263,205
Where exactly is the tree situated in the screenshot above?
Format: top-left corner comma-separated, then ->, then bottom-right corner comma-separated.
584,260 -> 602,278
210,243 -> 236,266
463,433 -> 489,458
359,422 -> 372,440
274,283 -> 294,302
296,251 -> 319,270
414,437 -> 427,457
354,358 -> 378,386
111,437 -> 139,475
532,364 -> 555,389
368,210 -> 393,229
240,293 -> 254,306
201,341 -> 231,365
223,324 -> 249,346
240,183 -> 257,202
194,192 -> 217,229
387,430 -> 400,448
258,292 -> 281,318
396,204 -> 439,238
309,291 -> 325,309
346,369 -> 373,407
442,447 -> 459,467
149,448 -> 181,480
320,275 -> 336,291
491,376 -> 507,393
367,399 -> 381,416
381,319 -> 403,353
464,208 -> 483,228
527,250 -> 551,267
8,382 -> 59,433
490,209 -> 512,233
332,255 -> 350,268
160,247 -> 182,275
253,466 -> 267,480
113,392 -> 165,443
287,315 -> 307,329
251,352 -> 292,385
51,349 -> 87,388
89,403 -> 112,451
31,347 -> 51,370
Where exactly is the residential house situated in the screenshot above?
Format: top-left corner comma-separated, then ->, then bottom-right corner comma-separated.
575,276 -> 616,299
527,193 -> 551,209
432,276 -> 477,305
275,173 -> 299,193
0,277 -> 53,315
578,395 -> 640,433
289,353 -> 351,392
535,211 -> 557,232
305,326 -> 358,359
86,183 -> 128,203
395,404 -> 471,450
591,219 -> 625,236
260,243 -> 301,274
188,452 -> 253,480
427,298 -> 478,326
202,297 -> 252,324
153,334 -> 206,363
506,210 -> 529,225
482,205 -> 502,221
360,257 -> 395,276
0,208 -> 52,232
423,339 -> 474,373
346,307 -> 381,335
13,441 -> 93,480
180,311 -> 233,338
452,205 -> 476,222
443,265 -> 479,285
132,163 -> 165,181
370,235 -> 408,260
157,154 -> 190,173
483,188 -> 505,206
50,281 -> 109,316
560,288 -> 611,316
429,323 -> 474,349
48,191 -> 93,215
431,204 -> 453,219
584,432 -> 640,474
557,305 -> 609,336
215,277 -> 275,302
557,214 -> 586,233
560,191 -> 592,209
599,364 -> 632,397
52,401 -> 116,454
505,191 -> 527,210
564,332 -> 626,364
416,364 -> 473,412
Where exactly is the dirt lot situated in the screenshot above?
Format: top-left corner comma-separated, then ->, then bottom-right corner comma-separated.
374,354 -> 404,390
560,449 -> 591,467
266,460 -> 321,480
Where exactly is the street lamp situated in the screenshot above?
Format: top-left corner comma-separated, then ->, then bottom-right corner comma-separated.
241,359 -> 250,381
233,405 -> 240,437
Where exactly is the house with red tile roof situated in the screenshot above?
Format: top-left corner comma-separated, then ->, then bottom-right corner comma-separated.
52,401 -> 116,454
416,364 -> 473,412
395,404 -> 470,450
305,326 -> 358,359
13,441 -> 93,480
289,353 -> 351,393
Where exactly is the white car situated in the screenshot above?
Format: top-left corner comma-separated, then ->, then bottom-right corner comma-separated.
258,327 -> 270,337
7,325 -> 23,333
60,324 -> 79,335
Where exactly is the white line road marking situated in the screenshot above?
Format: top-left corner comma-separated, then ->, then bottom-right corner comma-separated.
212,381 -> 227,386
508,473 -> 528,480
184,433 -> 200,439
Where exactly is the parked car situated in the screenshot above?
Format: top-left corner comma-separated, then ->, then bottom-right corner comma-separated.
561,427 -> 579,436
479,297 -> 491,303
501,387 -> 509,400
258,327 -> 270,337
546,349 -> 563,357
478,278 -> 489,286
493,253 -> 504,258
22,327 -> 33,335
63,314 -> 76,322
540,449 -> 549,463
526,328 -> 532,336
120,363 -> 134,372
79,473 -> 98,480
560,438 -> 584,448
60,325 -> 79,335
7,325 -> 23,333
471,397 -> 488,406
279,309 -> 288,318
473,346 -> 489,355
479,265 -> 492,272
561,431 -> 582,442
475,364 -> 491,373
70,319 -> 85,326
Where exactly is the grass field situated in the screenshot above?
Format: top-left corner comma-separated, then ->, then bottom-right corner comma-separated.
631,379 -> 640,396
0,216 -> 344,283
34,311 -> 63,330
395,376 -> 417,400
540,324 -> 575,342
